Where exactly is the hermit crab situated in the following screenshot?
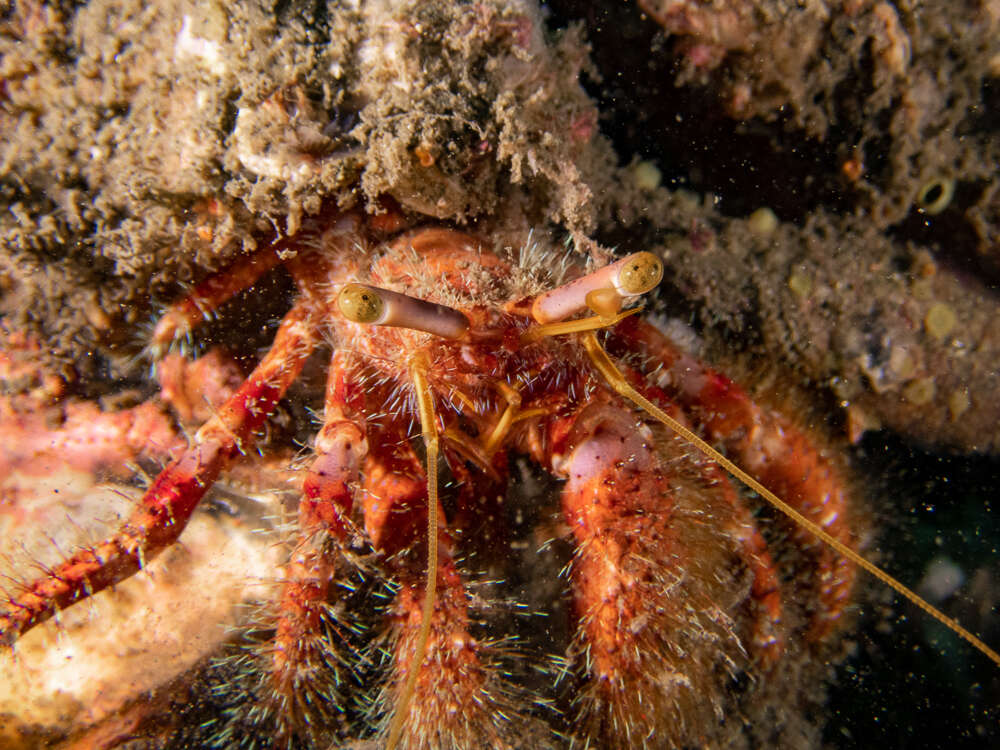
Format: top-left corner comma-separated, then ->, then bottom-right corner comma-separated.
0,206 -> 996,749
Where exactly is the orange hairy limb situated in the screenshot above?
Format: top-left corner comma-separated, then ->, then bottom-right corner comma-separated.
0,301 -> 319,644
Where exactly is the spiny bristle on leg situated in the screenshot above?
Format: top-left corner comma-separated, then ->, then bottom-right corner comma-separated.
565,518 -> 751,749
557,405 -> 755,748
372,568 -> 557,750
205,560 -> 376,750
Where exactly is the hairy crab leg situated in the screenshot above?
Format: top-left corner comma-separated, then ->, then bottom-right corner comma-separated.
550,399 -> 750,745
610,319 -> 857,638
266,350 -> 370,742
623,389 -> 785,664
150,205 -> 358,353
359,417 -> 518,749
297,351 -> 371,541
700,456 -> 785,663
584,328 -> 1000,665
0,301 -> 319,645
151,244 -> 285,353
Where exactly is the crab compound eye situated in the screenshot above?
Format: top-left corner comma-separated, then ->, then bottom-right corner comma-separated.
616,252 -> 663,296
338,283 -> 386,324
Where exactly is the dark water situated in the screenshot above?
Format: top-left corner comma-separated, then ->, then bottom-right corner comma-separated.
826,433 -> 1000,749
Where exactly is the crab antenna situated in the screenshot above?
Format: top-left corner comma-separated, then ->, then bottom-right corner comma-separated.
531,251 -> 663,324
580,330 -> 1000,668
338,283 -> 470,339
386,353 -> 441,750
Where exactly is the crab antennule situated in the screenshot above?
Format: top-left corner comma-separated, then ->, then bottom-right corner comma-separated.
531,251 -> 663,324
520,305 -> 643,342
385,352 -> 441,750
338,283 -> 470,340
580,330 -> 1000,668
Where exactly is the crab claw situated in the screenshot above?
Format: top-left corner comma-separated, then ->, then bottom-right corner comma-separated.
551,400 -> 772,746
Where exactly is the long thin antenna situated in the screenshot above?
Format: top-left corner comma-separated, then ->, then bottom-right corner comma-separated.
580,331 -> 1000,668
385,356 -> 441,750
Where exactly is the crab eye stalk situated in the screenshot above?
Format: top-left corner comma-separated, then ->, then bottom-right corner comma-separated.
532,251 -> 664,324
337,283 -> 470,340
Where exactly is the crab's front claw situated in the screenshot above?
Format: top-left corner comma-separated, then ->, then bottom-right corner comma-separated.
552,401 -> 768,746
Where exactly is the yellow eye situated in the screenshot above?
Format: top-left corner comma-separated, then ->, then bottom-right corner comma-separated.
617,252 -> 663,296
338,283 -> 385,324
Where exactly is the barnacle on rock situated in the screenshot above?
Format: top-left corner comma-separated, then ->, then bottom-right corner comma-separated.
915,177 -> 956,216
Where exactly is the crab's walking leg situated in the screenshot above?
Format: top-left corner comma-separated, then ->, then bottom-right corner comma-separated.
693,448 -> 785,663
297,352 -> 370,542
386,556 -> 494,750
609,318 -> 857,638
151,206 -> 359,352
151,245 -> 285,352
267,351 -> 369,736
0,302 -> 319,645
600,323 -> 1000,666
357,419 -> 517,750
607,360 -> 786,662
